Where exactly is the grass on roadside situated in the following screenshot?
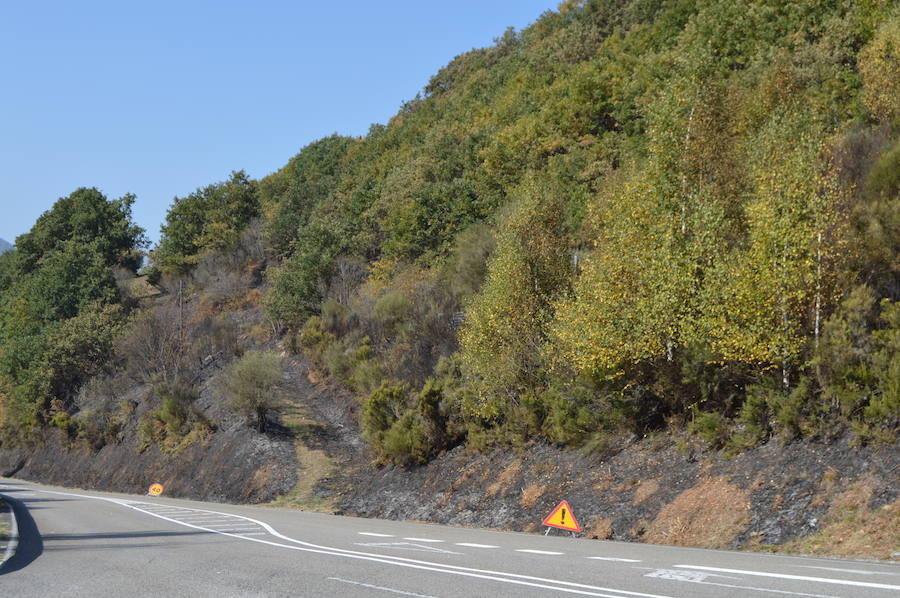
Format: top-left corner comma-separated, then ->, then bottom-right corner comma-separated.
268,399 -> 336,512
782,499 -> 899,561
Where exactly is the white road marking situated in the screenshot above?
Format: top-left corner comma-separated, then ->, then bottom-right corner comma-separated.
588,557 -> 641,563
355,542 -> 463,555
646,569 -> 842,598
798,565 -> 898,576
328,577 -> 437,598
455,543 -> 498,549
516,549 -> 564,555
675,565 -> 900,592
645,569 -> 730,582
178,518 -> 234,522
37,488 -> 678,598
358,532 -> 395,537
403,537 -> 443,543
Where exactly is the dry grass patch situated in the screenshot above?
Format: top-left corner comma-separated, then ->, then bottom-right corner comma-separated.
587,516 -> 614,540
593,476 -> 614,492
644,477 -> 751,548
520,483 -> 546,509
487,460 -> 522,498
632,478 -> 660,505
785,500 -> 899,560
785,480 -> 898,560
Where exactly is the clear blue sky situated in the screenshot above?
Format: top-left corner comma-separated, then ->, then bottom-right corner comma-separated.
0,0 -> 557,246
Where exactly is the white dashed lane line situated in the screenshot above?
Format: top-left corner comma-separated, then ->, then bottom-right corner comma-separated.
356,532 -> 655,564
588,557 -> 641,563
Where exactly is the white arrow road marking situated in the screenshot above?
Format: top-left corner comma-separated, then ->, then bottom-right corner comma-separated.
645,569 -> 735,582
36,488 -> 678,598
675,565 -> 900,592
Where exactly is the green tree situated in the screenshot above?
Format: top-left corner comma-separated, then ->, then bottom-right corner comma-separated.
14,187 -> 145,274
155,170 -> 259,273
459,175 -> 571,421
859,14 -> 900,124
701,106 -> 846,388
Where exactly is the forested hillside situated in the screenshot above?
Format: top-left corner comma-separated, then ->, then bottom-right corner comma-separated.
2,0 -> 899,470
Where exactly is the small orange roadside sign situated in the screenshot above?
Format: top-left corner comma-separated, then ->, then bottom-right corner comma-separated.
542,500 -> 581,532
148,483 -> 164,496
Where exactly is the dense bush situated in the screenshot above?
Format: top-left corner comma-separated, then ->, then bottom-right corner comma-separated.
217,351 -> 284,432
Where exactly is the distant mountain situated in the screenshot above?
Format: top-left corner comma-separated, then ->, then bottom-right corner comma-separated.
0,238 -> 11,254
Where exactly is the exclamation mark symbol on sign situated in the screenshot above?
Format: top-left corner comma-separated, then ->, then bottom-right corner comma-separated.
561,508 -> 566,525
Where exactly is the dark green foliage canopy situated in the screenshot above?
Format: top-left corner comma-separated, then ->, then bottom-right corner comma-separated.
0,188 -> 144,440
154,170 -> 259,273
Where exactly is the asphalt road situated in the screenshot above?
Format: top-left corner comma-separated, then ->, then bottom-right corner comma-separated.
1,478 -> 898,597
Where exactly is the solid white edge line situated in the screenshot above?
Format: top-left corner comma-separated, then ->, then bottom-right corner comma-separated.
36,488 -> 678,598
798,565 -> 898,576
674,565 -> 900,591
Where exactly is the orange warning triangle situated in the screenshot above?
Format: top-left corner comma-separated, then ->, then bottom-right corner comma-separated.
542,500 -> 581,532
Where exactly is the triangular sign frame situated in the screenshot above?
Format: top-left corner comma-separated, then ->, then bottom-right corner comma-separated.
542,500 -> 581,532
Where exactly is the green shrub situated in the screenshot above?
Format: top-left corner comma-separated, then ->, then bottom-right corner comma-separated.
137,416 -> 164,452
217,351 -> 284,432
155,383 -> 197,437
49,412 -> 75,438
360,382 -> 407,448
859,299 -> 900,442
865,141 -> 900,200
347,357 -> 384,394
541,389 -> 596,446
445,222 -> 495,301
381,410 -> 431,466
296,315 -> 334,358
730,388 -> 770,449
688,408 -> 730,449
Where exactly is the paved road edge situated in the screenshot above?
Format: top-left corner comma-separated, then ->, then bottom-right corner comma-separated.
0,494 -> 20,571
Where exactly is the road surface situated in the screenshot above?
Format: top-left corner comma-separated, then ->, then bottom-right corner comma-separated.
1,478 -> 898,597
